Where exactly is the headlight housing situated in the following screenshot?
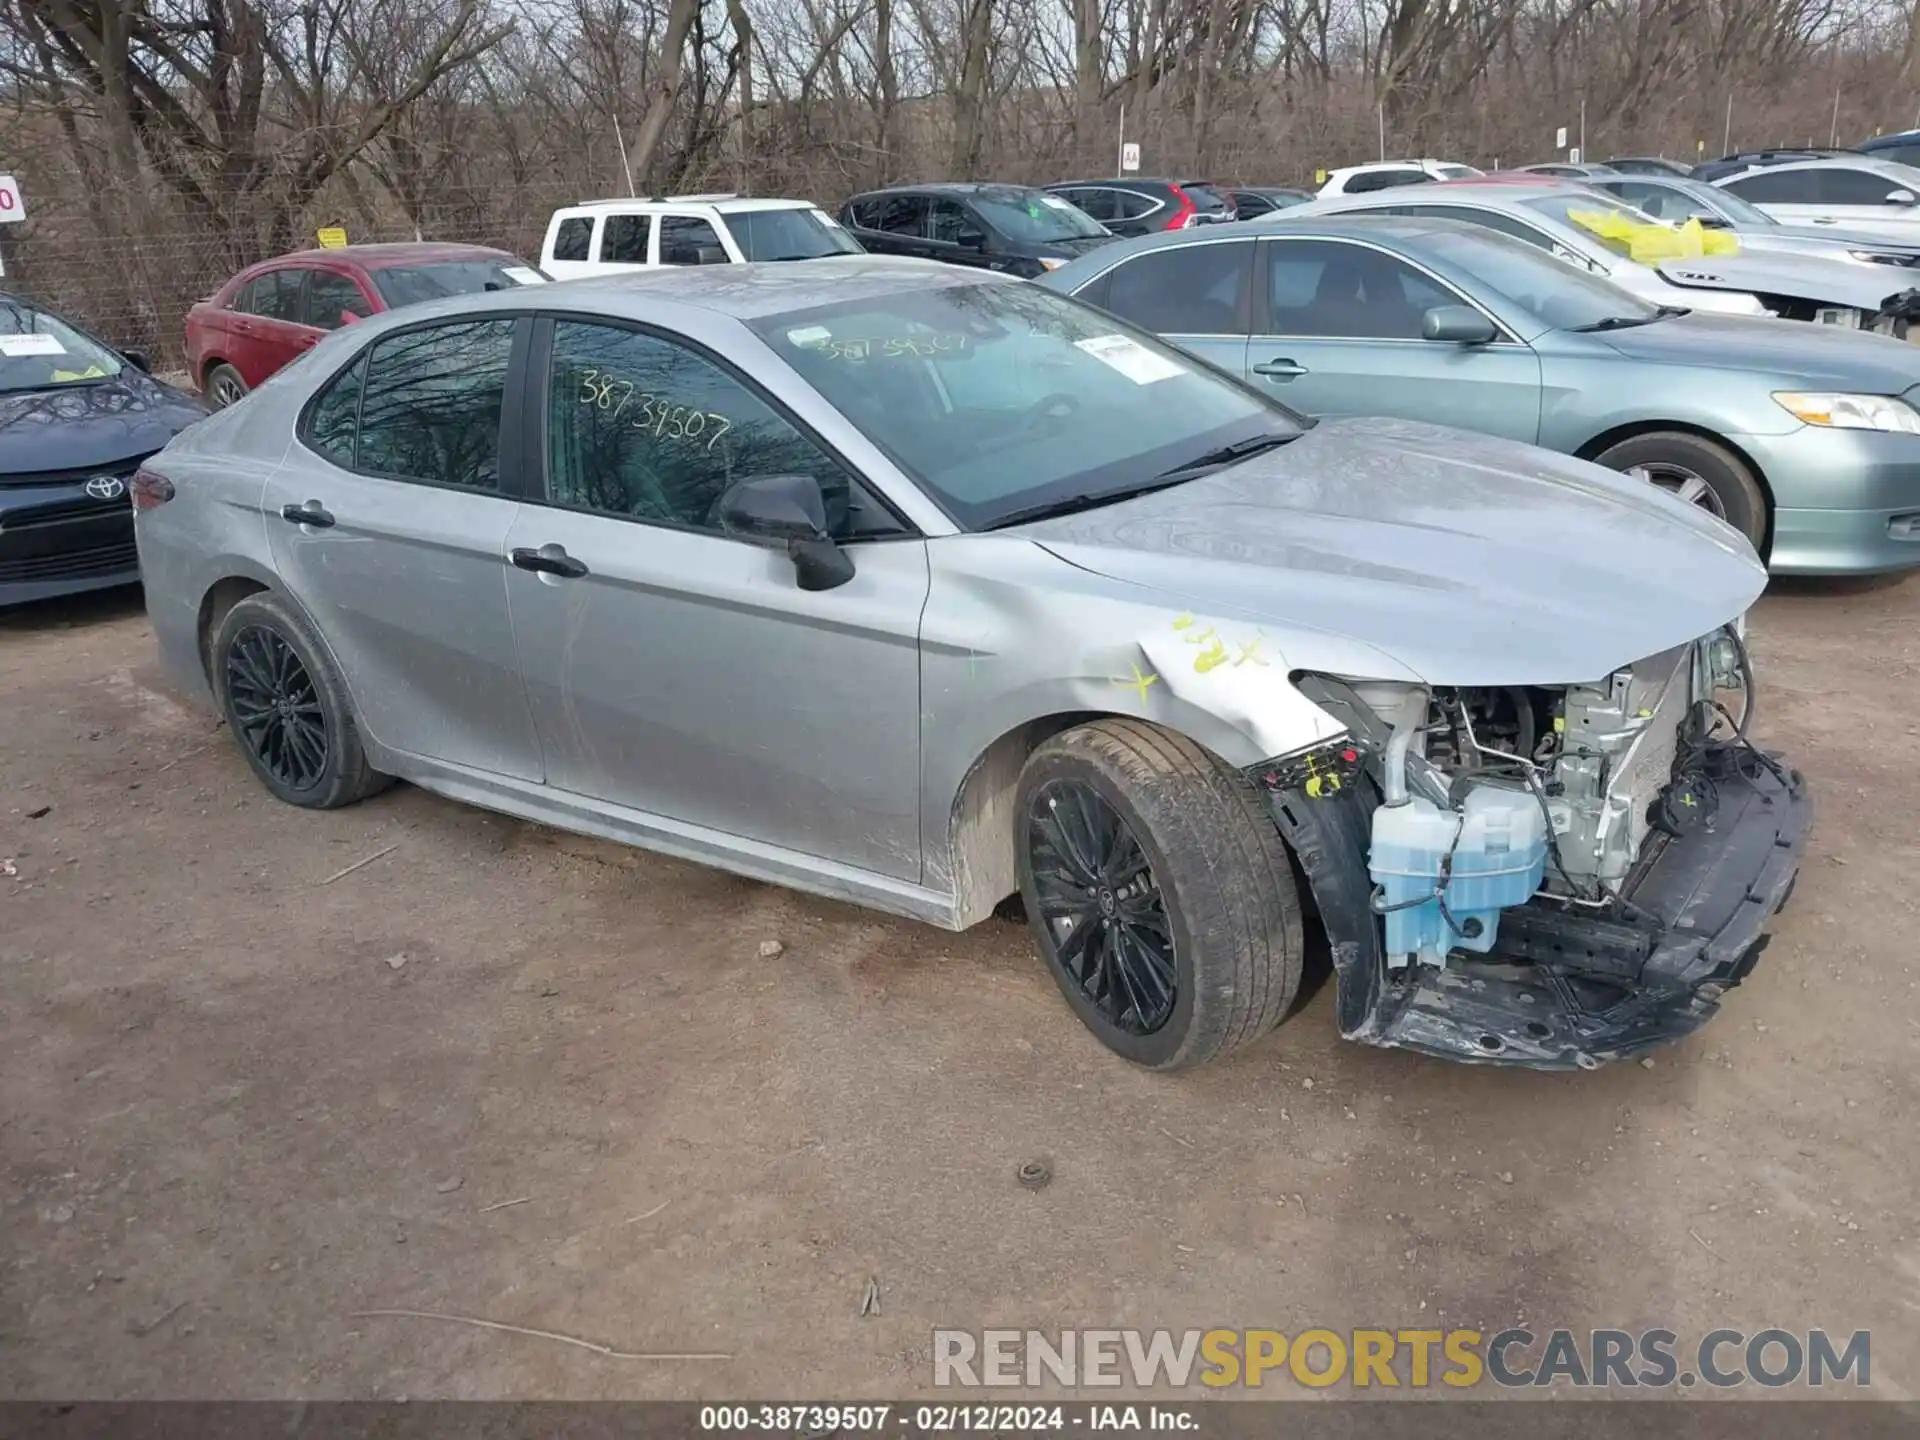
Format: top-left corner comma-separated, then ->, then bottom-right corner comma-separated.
1773,391 -> 1920,434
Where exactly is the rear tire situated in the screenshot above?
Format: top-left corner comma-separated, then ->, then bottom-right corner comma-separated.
211,591 -> 388,809
1014,719 -> 1303,1070
205,363 -> 248,409
1594,430 -> 1767,551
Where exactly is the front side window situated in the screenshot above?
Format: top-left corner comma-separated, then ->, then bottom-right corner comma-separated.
352,319 -> 515,489
750,280 -> 1300,530
602,214 -> 653,263
927,198 -> 981,245
305,271 -> 373,329
546,320 -> 896,539
1263,239 -> 1464,339
552,217 -> 592,262
660,216 -> 728,265
723,208 -> 860,260
1103,241 -> 1251,334
1817,167 -> 1918,204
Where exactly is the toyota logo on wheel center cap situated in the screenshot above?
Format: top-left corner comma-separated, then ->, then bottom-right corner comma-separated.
84,475 -> 126,501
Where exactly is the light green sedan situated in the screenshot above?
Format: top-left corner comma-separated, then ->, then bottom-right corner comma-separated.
1041,213 -> 1920,574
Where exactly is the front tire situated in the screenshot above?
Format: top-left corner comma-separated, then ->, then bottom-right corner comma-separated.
1014,719 -> 1303,1070
211,592 -> 388,809
1594,431 -> 1767,551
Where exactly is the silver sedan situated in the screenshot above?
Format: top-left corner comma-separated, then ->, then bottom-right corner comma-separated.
133,259 -> 1809,1071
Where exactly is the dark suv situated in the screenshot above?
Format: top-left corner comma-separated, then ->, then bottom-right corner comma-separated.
837,183 -> 1118,278
1042,179 -> 1237,237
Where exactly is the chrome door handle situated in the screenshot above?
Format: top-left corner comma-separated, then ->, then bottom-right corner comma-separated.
1253,358 -> 1307,379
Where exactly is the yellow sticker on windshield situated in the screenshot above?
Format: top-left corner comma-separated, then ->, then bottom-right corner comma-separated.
1566,208 -> 1740,262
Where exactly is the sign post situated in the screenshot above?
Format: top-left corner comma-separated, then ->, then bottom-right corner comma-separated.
0,175 -> 25,277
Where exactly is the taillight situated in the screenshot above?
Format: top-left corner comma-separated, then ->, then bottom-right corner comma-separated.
131,467 -> 175,511
1165,186 -> 1198,229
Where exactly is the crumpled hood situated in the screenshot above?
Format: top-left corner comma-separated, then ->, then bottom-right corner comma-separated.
0,373 -> 206,479
1016,417 -> 1766,687
1590,310 -> 1920,389
1653,249 -> 1919,311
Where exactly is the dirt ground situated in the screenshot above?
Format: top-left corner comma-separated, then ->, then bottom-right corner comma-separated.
1,579 -> 1916,1402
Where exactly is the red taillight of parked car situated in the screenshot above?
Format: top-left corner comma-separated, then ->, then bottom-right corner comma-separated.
1165,186 -> 1199,229
130,467 -> 175,511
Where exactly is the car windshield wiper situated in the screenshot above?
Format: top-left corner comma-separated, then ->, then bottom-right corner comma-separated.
1153,431 -> 1298,480
1571,312 -> 1662,332
984,478 -> 1192,530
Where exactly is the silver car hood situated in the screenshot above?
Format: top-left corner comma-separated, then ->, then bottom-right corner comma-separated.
1756,222 -> 1920,257
1652,249 -> 1920,310
1017,418 -> 1766,687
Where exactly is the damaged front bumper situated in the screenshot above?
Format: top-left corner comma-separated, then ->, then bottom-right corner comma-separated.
1266,747 -> 1811,1070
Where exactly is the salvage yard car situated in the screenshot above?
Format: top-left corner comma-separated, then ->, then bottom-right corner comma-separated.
133,259 -> 1808,1071
540,194 -> 860,279
186,242 -> 546,408
0,292 -> 203,605
1296,182 -> 1920,332
1040,215 -> 1920,572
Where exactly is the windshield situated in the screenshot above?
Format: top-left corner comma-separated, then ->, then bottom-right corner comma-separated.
371,260 -> 543,308
970,190 -> 1109,242
724,208 -> 863,261
750,282 -> 1300,529
1690,183 -> 1775,226
0,300 -> 124,392
1419,227 -> 1662,332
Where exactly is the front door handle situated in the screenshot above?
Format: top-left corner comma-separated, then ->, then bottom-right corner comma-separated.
511,545 -> 589,579
279,501 -> 335,528
1253,358 -> 1307,379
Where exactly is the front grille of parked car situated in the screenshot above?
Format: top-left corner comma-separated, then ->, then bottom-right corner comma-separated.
0,456 -> 148,492
0,538 -> 139,583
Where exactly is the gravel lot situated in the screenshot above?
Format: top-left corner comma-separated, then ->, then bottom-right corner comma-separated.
2,580 -> 1915,1400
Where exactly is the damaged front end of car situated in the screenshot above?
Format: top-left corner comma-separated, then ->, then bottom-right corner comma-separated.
1259,627 -> 1810,1070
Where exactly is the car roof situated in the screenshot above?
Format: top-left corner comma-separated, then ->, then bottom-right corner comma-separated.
566,195 -> 816,213
268,242 -> 517,269
348,256 -> 991,330
848,181 -> 1051,200
1718,154 -> 1912,178
1862,131 -> 1920,148
1047,177 -> 1181,188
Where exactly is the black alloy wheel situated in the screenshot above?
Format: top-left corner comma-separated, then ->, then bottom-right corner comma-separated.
225,623 -> 330,792
1026,777 -> 1177,1036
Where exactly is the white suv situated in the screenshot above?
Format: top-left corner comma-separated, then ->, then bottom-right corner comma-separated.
1316,160 -> 1483,197
539,194 -> 862,279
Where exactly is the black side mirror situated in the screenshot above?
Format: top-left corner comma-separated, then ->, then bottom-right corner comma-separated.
121,349 -> 152,373
718,474 -> 856,592
956,228 -> 988,251
1421,304 -> 1498,345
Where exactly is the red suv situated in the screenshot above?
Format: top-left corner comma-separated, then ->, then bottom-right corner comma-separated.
184,243 -> 544,407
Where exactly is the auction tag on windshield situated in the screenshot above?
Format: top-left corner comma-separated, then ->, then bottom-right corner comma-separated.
1040,195 -> 1076,211
0,333 -> 65,357
1075,333 -> 1185,385
501,266 -> 547,285
786,325 -> 833,347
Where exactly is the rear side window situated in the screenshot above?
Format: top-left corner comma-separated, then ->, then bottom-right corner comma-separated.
660,215 -> 728,265
1722,169 -> 1817,203
240,270 -> 303,321
551,216 -> 592,262
305,272 -> 372,329
1104,241 -> 1252,334
602,214 -> 652,263
1063,188 -> 1115,222
347,319 -> 516,489
305,355 -> 365,467
1346,169 -> 1429,193
1114,191 -> 1163,220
